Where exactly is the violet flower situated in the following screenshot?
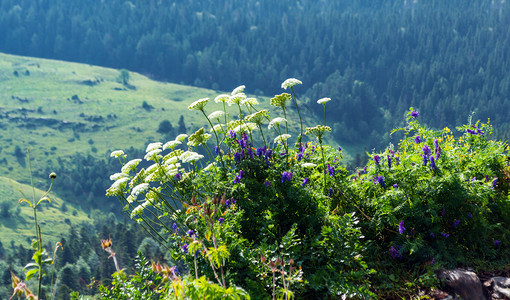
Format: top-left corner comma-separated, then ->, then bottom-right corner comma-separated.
452,219 -> 460,228
398,220 -> 405,234
389,245 -> 402,259
414,135 -> 421,144
411,111 -> 419,118
218,217 -> 225,225
302,178 -> 309,187
374,155 -> 381,165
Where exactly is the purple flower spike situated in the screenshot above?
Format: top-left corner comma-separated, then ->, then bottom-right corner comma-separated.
411,111 -> 419,118
493,178 -> 498,189
327,164 -> 335,177
374,155 -> 381,165
187,230 -> 194,237
390,245 -> 402,259
441,232 -> 450,238
414,136 -> 421,144
172,223 -> 178,232
328,187 -> 333,197
226,199 -> 231,208
393,183 -> 398,190
429,156 -> 436,172
338,146 -> 342,152
423,155 -> 428,166
182,243 -> 189,253
495,240 -> 501,247
434,139 -> 439,149
175,173 -> 181,180
229,130 -> 236,139
468,212 -> 473,218
214,146 -> 220,155
452,219 -> 460,228
398,220 -> 405,234
377,175 -> 386,188
423,145 -> 431,157
218,217 -> 225,225
265,180 -> 272,187
387,155 -> 392,168
302,178 -> 309,187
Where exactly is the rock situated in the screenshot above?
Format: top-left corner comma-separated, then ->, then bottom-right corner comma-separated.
484,277 -> 510,299
436,269 -> 486,300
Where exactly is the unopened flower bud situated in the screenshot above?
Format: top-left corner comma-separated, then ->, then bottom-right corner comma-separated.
49,172 -> 57,179
261,255 -> 266,263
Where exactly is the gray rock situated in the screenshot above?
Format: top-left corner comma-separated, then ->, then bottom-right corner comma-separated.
484,277 -> 510,299
436,269 -> 486,300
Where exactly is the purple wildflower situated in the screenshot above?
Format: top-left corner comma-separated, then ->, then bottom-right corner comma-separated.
398,220 -> 405,234
452,219 -> 460,228
265,180 -> 271,187
411,111 -> 419,118
435,145 -> 441,160
429,156 -> 436,173
302,178 -> 309,187
328,187 -> 333,197
441,232 -> 450,238
281,171 -> 293,183
414,135 -> 421,144
377,175 -> 386,188
187,230 -> 194,237
430,233 -> 435,238
393,183 -> 398,190
374,155 -> 381,165
472,177 -> 476,183
229,130 -> 236,139
423,145 -> 431,157
214,146 -> 220,155
182,243 -> 188,253
297,152 -> 303,161
327,164 -> 335,177
226,199 -> 231,208
265,149 -> 273,159
363,166 -> 367,173
495,240 -> 501,247
175,173 -> 181,180
239,139 -> 246,149
231,198 -> 236,204
172,223 -> 178,232
234,152 -> 242,162
485,175 -> 489,182
338,146 -> 342,152
431,258 -> 435,265
467,212 -> 472,218
233,170 -> 244,184
390,245 -> 402,259
218,217 -> 225,225
493,178 -> 498,189
423,155 -> 428,166
256,147 -> 264,157
387,155 -> 392,168
434,139 -> 439,149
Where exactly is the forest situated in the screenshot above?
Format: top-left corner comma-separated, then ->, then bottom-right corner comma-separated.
1,0 -> 510,299
1,0 -> 510,148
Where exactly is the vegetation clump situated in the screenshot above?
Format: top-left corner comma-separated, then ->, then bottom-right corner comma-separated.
103,79 -> 510,298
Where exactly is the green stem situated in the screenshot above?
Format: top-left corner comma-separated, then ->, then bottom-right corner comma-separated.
201,110 -> 225,168
290,87 -> 304,142
323,104 -> 326,126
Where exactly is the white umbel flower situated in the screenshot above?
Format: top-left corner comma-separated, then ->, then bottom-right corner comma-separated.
214,94 -> 230,103
110,150 -> 126,158
317,97 -> 331,104
146,142 -> 162,153
131,183 -> 150,197
175,134 -> 188,142
281,78 -> 302,89
268,117 -> 287,129
274,134 -> 291,144
163,140 -> 181,150
188,98 -> 209,111
121,159 -> 142,174
231,85 -> 246,95
208,110 -> 226,120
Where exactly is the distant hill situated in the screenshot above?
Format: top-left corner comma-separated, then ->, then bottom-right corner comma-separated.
0,176 -> 90,246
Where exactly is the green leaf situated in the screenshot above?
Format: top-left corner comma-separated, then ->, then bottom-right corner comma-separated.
18,198 -> 33,207
26,268 -> 39,281
23,262 -> 38,271
36,196 -> 51,207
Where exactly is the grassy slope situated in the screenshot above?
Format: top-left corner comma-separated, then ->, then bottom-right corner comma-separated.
0,176 -> 90,246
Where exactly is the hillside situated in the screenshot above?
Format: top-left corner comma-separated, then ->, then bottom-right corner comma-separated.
0,176 -> 90,246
